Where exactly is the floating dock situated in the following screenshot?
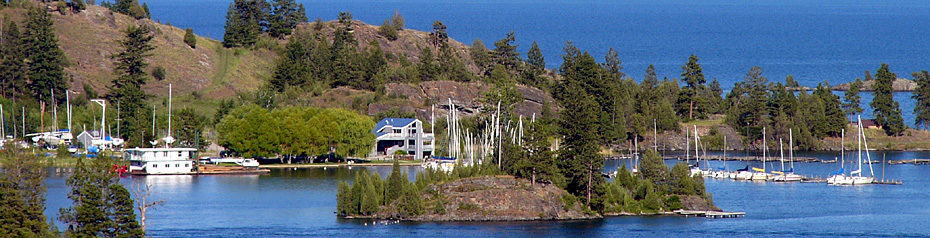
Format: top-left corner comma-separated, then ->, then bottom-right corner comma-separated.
675,210 -> 745,219
197,164 -> 270,174
887,159 -> 930,165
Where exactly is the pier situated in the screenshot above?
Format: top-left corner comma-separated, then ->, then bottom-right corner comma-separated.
675,210 -> 745,219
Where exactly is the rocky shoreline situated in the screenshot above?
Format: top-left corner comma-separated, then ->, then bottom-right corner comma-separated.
343,176 -> 726,222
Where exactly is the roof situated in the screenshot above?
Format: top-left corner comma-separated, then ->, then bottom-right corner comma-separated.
372,118 -> 418,137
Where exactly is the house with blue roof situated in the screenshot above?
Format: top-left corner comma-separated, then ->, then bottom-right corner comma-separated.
372,118 -> 434,159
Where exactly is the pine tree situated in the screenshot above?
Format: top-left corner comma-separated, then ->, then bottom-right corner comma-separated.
843,78 -> 863,121
0,147 -> 52,237
679,54 -> 706,120
870,63 -> 906,136
391,10 -> 404,31
557,79 -> 603,206
0,18 -> 28,99
270,28 -> 312,91
268,0 -> 307,38
378,19 -> 398,41
183,28 -> 196,48
526,41 -> 545,72
107,25 -> 155,147
105,184 -> 143,237
23,6 -> 69,104
913,70 -> 930,130
602,47 -> 624,78
643,64 -> 658,89
492,31 -> 519,71
385,160 -> 405,205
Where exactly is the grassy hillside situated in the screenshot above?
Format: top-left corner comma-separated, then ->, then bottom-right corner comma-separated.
2,4 -> 275,112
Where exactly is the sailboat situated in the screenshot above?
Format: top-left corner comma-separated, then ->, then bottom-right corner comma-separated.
712,136 -> 730,179
689,126 -> 704,177
772,131 -> 802,182
827,115 -> 875,185
750,127 -> 772,180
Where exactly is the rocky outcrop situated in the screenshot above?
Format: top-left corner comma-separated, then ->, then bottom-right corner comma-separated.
680,195 -> 721,211
380,176 -> 599,221
832,78 -> 916,92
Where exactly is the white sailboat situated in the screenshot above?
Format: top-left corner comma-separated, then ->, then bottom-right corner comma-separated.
749,127 -> 772,180
772,132 -> 802,182
827,115 -> 875,185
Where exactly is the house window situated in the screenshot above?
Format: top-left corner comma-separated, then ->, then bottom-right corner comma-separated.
185,164 -> 189,168
393,129 -> 401,134
178,152 -> 183,157
409,129 -> 416,134
176,164 -> 180,168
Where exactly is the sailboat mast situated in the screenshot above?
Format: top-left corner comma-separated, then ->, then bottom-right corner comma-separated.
168,84 -> 172,139
841,128 -> 845,169
779,138 -> 784,171
789,128 -> 794,170
763,127 -> 766,172
857,116 -> 862,175
694,125 -> 699,167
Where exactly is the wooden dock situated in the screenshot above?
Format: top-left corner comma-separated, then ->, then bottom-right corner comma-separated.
887,159 -> 930,165
197,165 -> 270,174
872,179 -> 903,185
662,155 -> 822,163
674,210 -> 745,219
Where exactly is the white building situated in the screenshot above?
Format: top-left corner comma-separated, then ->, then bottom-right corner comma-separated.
125,147 -> 198,175
372,118 -> 434,159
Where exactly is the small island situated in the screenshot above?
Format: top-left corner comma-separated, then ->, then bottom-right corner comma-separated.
336,149 -> 720,221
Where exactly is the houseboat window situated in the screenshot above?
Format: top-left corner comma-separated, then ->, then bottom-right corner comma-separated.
153,164 -> 157,168
163,152 -> 168,157
185,164 -> 189,167
176,164 -> 180,167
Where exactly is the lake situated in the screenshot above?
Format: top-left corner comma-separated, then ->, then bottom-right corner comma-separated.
44,151 -> 930,237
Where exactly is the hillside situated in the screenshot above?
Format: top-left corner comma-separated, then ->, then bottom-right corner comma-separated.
2,4 -> 556,119
0,5 -> 276,100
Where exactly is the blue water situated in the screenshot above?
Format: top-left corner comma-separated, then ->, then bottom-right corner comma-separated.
44,151 -> 930,237
145,0 -> 930,126
147,0 -> 930,88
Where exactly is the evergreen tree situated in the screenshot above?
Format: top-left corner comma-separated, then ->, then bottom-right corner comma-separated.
60,157 -> 142,237
378,19 -> 398,41
492,31 -> 520,71
526,41 -> 545,72
470,39 -> 491,73
0,147 -> 52,237
679,54 -> 706,120
268,0 -> 307,38
107,25 -> 155,147
814,83 -> 845,137
870,63 -> 906,136
638,149 -> 669,187
23,7 -> 69,104
223,0 -> 270,48
105,184 -> 143,237
71,0 -> 87,12
913,70 -> 930,130
428,20 -> 448,47
385,160 -> 405,205
183,28 -> 196,48
557,79 -> 603,206
843,78 -> 863,121
391,10 -> 404,31
0,18 -> 27,99
270,28 -> 312,91
643,64 -> 658,89
602,47 -> 624,78
174,107 -> 210,149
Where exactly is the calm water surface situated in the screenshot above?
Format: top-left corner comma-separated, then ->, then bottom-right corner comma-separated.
44,151 -> 930,237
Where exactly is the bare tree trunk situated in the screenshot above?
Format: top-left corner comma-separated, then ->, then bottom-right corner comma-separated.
689,100 -> 694,120
132,180 -> 165,233
586,163 -> 591,205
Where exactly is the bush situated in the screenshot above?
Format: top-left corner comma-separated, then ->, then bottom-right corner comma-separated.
183,28 -> 196,48
151,66 -> 166,81
378,19 -> 398,41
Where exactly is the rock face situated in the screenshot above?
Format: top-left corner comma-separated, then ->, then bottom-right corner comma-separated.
680,195 -> 721,212
832,78 -> 916,92
387,176 -> 598,221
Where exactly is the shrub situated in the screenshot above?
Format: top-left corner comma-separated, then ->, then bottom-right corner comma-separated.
151,66 -> 166,81
183,28 -> 196,48
378,19 -> 398,41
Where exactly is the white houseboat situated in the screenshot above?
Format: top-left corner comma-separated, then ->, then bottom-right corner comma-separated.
125,147 -> 198,175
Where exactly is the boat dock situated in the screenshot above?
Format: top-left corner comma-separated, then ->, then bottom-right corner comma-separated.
887,159 -> 930,165
197,164 -> 270,174
661,155 -> 822,163
674,210 -> 745,219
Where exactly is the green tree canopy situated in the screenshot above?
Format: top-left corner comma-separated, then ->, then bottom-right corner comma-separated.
870,63 -> 906,136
